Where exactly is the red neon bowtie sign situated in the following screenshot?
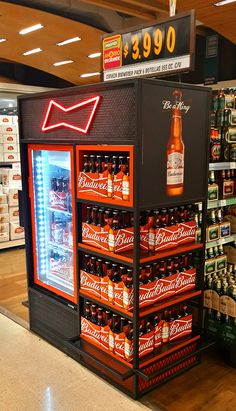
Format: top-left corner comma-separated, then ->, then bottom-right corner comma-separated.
42,96 -> 100,134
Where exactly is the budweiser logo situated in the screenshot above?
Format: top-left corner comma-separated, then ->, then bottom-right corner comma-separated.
169,317 -> 192,340
81,318 -> 100,342
49,191 -> 67,208
139,277 -> 176,305
139,334 -> 154,356
115,231 -> 134,247
177,225 -> 195,240
82,225 -> 100,243
78,174 -> 99,190
155,229 -> 179,245
175,271 -> 196,291
80,271 -> 101,297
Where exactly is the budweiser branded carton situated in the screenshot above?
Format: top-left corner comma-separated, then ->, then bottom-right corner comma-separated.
3,135 -> 17,144
7,189 -> 19,206
9,206 -> 19,222
175,268 -> 196,294
169,314 -> 192,342
0,213 -> 9,223
114,281 -> 123,309
0,169 -> 21,187
113,170 -> 124,201
100,226 -> 134,254
139,331 -> 155,358
0,204 -> 8,214
100,275 -> 109,301
3,143 -> 17,153
0,194 -> 7,204
3,153 -> 19,162
99,225 -> 109,251
98,170 -> 108,198
100,325 -> 109,350
124,335 -> 134,362
140,224 -> 149,251
154,320 -> 163,349
0,124 -> 17,133
139,274 -> 177,308
0,115 -> 13,125
82,222 -> 100,249
49,189 -> 67,211
9,223 -> 24,240
123,284 -> 134,311
0,153 -> 3,162
114,330 -> 125,358
155,225 -> 179,252
81,317 -> 100,347
80,269 -> 101,298
77,171 -> 99,196
177,221 -> 196,246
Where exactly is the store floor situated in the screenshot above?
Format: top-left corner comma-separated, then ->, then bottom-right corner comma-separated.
1,249 -> 236,410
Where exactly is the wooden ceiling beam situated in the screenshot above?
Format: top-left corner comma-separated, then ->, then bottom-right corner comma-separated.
79,0 -> 156,20
121,0 -> 169,14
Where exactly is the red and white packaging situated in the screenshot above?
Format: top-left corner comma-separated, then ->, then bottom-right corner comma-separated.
0,169 -> 21,187
99,225 -> 109,251
49,190 -> 67,211
114,281 -> 124,308
82,222 -> 100,249
80,269 -> 101,298
154,320 -> 163,349
3,153 -> 19,162
139,275 -> 177,308
123,284 -> 134,311
7,189 -> 18,206
113,171 -> 124,201
155,226 -> 179,252
3,143 -> 17,153
9,206 -> 19,222
81,317 -> 100,347
100,276 -> 109,301
98,170 -> 108,198
114,227 -> 134,253
175,268 -> 196,295
78,171 -> 99,196
124,336 -> 134,363
0,125 -> 17,133
114,331 -> 125,358
139,331 -> 154,358
0,194 -> 7,205
177,221 -> 196,246
140,225 -> 149,251
9,222 -> 24,240
0,213 -> 9,223
0,115 -> 12,125
169,315 -> 192,342
100,325 -> 109,350
3,135 -> 17,144
0,204 -> 8,213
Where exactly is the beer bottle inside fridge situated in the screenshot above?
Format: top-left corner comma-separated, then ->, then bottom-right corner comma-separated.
166,90 -> 184,196
122,156 -> 130,201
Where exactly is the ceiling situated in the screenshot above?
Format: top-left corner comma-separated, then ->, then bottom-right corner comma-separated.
0,1 -> 235,86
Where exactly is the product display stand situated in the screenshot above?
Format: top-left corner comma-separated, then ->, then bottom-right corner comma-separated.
19,79 -> 211,398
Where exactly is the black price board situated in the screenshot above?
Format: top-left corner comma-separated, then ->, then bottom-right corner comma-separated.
102,11 -> 195,81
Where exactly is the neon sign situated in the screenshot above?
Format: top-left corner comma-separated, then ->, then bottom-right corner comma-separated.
42,96 -> 100,133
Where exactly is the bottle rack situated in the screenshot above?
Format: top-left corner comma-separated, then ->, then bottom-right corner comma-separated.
19,79 -> 211,399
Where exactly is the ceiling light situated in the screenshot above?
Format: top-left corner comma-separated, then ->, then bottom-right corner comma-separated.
80,72 -> 100,78
23,48 -> 42,56
214,0 -> 236,5
19,24 -> 44,35
88,52 -> 101,59
0,38 -> 6,43
53,60 -> 74,66
8,103 -> 13,108
57,36 -> 81,46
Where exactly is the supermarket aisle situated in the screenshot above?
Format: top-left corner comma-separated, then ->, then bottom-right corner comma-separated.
0,314 -> 149,411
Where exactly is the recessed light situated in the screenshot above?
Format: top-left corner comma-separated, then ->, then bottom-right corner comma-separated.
57,36 -> 81,46
23,48 -> 42,56
0,38 -> 7,43
53,60 -> 74,66
19,24 -> 44,35
80,72 -> 100,78
214,0 -> 236,5
88,52 -> 101,59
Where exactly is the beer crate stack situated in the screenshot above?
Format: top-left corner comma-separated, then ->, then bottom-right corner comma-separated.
0,114 -> 20,162
19,79 -> 211,398
204,87 -> 236,360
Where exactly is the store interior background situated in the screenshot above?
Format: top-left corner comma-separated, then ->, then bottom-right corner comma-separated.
0,0 -> 236,409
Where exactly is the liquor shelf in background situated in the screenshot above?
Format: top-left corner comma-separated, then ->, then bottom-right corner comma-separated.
205,234 -> 236,249
209,162 -> 236,171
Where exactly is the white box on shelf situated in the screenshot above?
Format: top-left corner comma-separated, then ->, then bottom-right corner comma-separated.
0,231 -> 9,242
3,143 -> 17,153
0,143 -> 3,151
0,213 -> 9,223
0,125 -> 17,133
0,116 -> 13,125
3,153 -> 19,162
0,194 -> 7,204
3,135 -> 17,144
10,222 -> 24,240
0,153 -> 3,162
12,162 -> 21,170
12,116 -> 18,125
9,206 -> 20,222
0,204 -> 8,213
8,189 -> 19,206
0,222 -> 9,232
0,135 -> 3,143
0,169 -> 21,187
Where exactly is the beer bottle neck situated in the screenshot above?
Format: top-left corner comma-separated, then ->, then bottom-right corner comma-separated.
171,109 -> 182,139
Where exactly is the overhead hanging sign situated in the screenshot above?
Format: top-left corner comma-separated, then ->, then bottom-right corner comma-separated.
102,10 -> 196,82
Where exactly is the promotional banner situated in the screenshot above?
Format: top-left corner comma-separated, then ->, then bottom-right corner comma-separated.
102,11 -> 195,81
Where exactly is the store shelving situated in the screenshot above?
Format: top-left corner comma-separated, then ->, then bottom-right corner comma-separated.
0,238 -> 25,250
208,197 -> 236,209
205,233 -> 236,249
209,162 -> 236,171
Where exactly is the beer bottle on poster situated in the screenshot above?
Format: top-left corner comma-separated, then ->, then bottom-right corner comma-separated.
166,90 -> 184,196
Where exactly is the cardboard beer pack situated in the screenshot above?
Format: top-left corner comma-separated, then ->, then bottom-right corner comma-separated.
77,171 -> 99,196
169,314 -> 192,342
100,325 -> 109,350
80,269 -> 101,298
175,268 -> 196,294
114,330 -> 125,358
82,222 -> 100,248
113,169 -> 124,201
81,317 -> 100,347
139,274 -> 176,308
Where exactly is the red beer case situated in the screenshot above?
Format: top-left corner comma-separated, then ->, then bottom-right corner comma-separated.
169,314 -> 193,342
82,222 -> 100,249
81,317 -> 101,347
78,171 -> 99,196
80,269 -> 101,298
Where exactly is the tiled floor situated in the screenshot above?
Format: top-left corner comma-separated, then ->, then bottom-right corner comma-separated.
0,314 -> 150,411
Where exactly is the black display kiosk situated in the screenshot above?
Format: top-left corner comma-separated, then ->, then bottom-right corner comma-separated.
18,79 -> 211,398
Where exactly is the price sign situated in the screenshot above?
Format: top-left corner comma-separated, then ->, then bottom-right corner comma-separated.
102,11 -> 195,82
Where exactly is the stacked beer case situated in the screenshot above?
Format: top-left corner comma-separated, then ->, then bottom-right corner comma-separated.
19,79 -> 211,398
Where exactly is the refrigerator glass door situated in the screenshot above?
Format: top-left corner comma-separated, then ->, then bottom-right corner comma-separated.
30,147 -> 76,301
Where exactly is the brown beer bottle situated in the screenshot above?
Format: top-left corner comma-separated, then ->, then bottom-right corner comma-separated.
166,90 -> 184,196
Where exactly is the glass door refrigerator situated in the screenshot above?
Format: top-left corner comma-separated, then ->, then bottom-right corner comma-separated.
28,145 -> 77,303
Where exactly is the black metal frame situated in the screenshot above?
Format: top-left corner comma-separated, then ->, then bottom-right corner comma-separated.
18,78 -> 212,399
